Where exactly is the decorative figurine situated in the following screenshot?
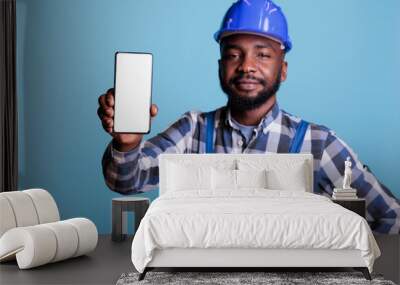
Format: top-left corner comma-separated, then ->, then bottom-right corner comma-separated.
332,156 -> 357,199
343,156 -> 352,189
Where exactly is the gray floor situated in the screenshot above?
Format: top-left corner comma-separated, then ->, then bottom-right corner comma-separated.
1,234 -> 398,285
373,234 -> 400,284
0,235 -> 134,285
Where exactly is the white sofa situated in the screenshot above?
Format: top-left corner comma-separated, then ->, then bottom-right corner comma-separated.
0,189 -> 98,269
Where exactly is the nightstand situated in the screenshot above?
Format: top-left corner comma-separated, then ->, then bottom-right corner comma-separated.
331,198 -> 366,218
112,197 -> 150,242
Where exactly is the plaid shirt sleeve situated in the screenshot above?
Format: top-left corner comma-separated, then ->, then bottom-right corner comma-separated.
318,129 -> 400,234
101,111 -> 196,195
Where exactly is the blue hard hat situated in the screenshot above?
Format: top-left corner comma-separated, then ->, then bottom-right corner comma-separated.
214,0 -> 292,52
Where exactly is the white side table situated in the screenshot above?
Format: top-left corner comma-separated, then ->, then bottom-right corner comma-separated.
112,197 -> 149,242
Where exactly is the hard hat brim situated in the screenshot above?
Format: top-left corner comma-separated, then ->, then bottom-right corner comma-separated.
217,31 -> 286,51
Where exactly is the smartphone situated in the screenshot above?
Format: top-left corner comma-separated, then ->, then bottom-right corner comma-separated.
113,52 -> 153,134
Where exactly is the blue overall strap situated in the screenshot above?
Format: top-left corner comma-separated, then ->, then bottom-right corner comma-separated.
205,111 -> 215,153
288,120 -> 309,153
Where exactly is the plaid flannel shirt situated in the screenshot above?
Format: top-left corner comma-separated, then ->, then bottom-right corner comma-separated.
102,103 -> 400,234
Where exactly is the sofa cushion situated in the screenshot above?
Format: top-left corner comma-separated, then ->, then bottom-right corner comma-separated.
0,218 -> 97,269
0,196 -> 17,237
0,189 -> 60,239
23,189 -> 60,224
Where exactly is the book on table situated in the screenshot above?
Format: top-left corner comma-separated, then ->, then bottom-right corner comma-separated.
333,188 -> 357,193
332,193 -> 358,200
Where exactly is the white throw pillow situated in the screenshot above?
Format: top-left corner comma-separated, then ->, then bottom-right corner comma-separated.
236,169 -> 268,189
211,168 -> 268,190
237,159 -> 309,191
167,162 -> 211,191
266,163 -> 307,191
211,168 -> 236,190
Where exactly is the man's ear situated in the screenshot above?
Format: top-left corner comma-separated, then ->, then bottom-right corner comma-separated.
280,60 -> 288,82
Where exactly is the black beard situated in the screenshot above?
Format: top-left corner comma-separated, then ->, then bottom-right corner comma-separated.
219,69 -> 282,112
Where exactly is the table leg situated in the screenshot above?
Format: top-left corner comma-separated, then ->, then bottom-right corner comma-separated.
112,202 -> 125,242
121,210 -> 127,237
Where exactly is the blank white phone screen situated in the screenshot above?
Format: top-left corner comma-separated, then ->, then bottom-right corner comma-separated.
114,52 -> 152,133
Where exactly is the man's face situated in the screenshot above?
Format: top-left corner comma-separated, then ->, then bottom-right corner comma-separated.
218,34 -> 288,112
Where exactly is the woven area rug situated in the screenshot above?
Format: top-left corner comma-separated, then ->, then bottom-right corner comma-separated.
116,271 -> 395,285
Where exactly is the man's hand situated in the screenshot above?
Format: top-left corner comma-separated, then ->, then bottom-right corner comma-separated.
97,88 -> 158,152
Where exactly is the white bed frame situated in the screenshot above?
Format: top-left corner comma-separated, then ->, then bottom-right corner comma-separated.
139,154 -> 371,280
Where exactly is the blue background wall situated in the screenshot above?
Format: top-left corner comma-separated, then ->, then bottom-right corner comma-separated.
16,0 -> 400,234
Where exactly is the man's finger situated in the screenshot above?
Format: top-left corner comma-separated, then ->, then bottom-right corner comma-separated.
104,107 -> 114,117
101,120 -> 110,131
102,117 -> 113,128
97,106 -> 104,119
106,88 -> 115,107
107,118 -> 114,128
98,94 -> 106,108
106,92 -> 114,107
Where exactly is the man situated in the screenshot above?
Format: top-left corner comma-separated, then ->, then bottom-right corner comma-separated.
97,0 -> 400,234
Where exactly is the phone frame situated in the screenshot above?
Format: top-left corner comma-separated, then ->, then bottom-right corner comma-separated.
113,51 -> 153,134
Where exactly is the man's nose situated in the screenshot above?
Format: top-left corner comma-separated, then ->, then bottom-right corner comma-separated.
238,55 -> 256,73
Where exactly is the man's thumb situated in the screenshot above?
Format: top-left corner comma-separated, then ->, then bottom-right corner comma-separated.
150,104 -> 158,117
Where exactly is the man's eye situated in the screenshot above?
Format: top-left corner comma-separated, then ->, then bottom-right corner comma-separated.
224,54 -> 240,60
258,53 -> 271,58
